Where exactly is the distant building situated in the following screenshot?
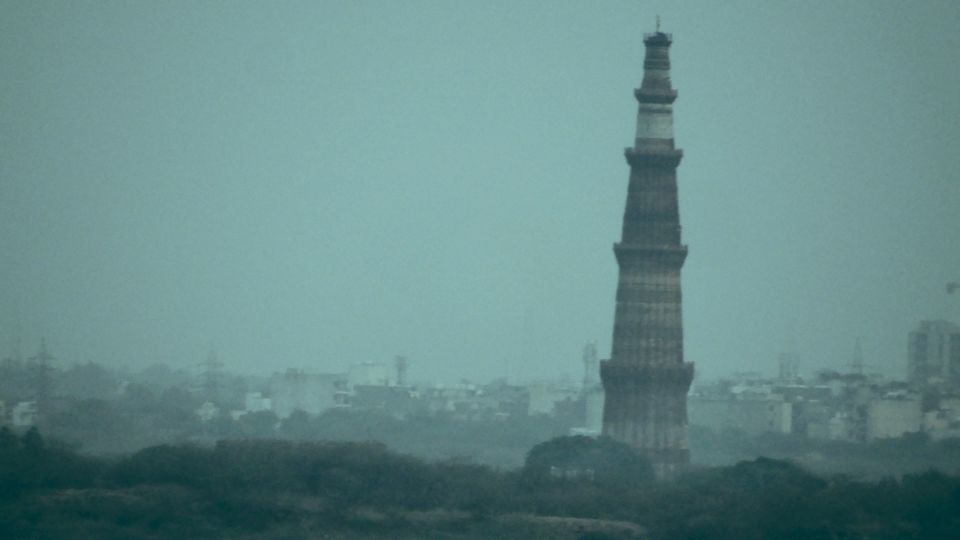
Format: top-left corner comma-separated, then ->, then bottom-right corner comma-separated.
269,369 -> 348,418
244,391 -> 272,413
689,395 -> 792,436
691,370 -> 932,443
798,400 -> 836,440
908,320 -> 960,392
423,383 -> 476,416
351,385 -> 422,418
349,362 -> 392,387
482,379 -> 530,419
924,396 -> 960,440
867,395 -> 923,440
421,382 -> 490,419
417,380 -> 531,421
527,382 -> 579,416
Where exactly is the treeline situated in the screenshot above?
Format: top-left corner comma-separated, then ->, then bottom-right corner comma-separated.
2,428 -> 960,539
691,425 -> 960,477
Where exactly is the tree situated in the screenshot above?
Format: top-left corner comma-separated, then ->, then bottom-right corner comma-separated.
56,362 -> 119,399
278,409 -> 314,439
0,426 -> 17,452
111,444 -> 213,488
523,435 -> 654,487
21,426 -> 45,454
237,410 -> 279,438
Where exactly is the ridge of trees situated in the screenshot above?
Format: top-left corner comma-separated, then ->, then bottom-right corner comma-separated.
2,428 -> 960,539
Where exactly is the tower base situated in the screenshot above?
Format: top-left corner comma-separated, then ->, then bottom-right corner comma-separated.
600,360 -> 694,480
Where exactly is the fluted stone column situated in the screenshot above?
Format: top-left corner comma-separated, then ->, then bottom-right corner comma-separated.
600,30 -> 694,481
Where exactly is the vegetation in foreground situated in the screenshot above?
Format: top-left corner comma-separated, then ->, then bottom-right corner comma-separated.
2,428 -> 960,539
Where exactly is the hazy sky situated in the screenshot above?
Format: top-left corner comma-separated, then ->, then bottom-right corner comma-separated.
2,1 -> 958,383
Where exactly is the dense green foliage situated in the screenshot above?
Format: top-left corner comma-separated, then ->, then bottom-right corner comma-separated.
0,427 -> 104,501
2,429 -> 960,539
523,435 -> 654,487
691,425 -> 960,477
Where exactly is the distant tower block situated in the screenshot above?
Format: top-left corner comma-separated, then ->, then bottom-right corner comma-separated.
395,355 -> 408,387
908,320 -> 960,391
600,27 -> 694,480
582,340 -> 599,387
778,352 -> 799,381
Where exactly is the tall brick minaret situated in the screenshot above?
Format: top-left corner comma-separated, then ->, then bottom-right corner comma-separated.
600,28 -> 694,480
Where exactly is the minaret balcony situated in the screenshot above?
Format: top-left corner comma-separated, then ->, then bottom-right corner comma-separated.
600,359 -> 693,386
643,32 -> 672,44
625,147 -> 683,168
635,87 -> 677,104
614,242 -> 688,268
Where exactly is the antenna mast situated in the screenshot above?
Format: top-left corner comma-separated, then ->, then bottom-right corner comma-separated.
850,337 -> 865,376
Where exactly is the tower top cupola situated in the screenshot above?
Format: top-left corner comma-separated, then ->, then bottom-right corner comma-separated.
637,24 -> 676,105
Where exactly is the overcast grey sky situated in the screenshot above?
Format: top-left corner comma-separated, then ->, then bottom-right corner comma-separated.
2,1 -> 958,382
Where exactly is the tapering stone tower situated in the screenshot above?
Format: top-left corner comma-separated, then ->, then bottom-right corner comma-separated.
600,28 -> 694,480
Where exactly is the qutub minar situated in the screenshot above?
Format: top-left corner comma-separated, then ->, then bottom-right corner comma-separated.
600,26 -> 694,480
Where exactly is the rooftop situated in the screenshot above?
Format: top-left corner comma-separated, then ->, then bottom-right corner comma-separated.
643,31 -> 672,45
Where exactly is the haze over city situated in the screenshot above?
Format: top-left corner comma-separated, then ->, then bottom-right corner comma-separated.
2,0 -> 958,383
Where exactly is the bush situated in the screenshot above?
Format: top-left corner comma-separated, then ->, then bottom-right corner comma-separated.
523,436 -> 654,488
